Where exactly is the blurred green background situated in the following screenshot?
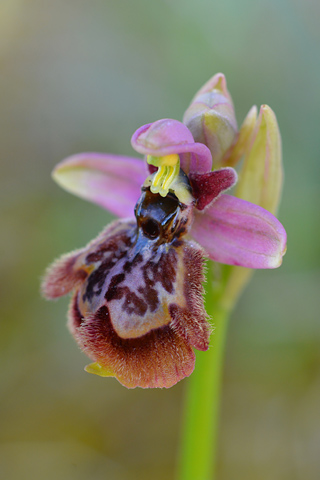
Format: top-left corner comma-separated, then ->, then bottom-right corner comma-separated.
0,0 -> 319,479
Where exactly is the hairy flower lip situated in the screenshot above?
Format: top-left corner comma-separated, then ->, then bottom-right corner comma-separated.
71,297 -> 197,389
43,214 -> 209,389
131,119 -> 213,174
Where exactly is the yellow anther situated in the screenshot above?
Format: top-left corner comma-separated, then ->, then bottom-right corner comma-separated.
162,163 -> 179,191
147,154 -> 179,168
147,154 -> 180,197
152,165 -> 167,189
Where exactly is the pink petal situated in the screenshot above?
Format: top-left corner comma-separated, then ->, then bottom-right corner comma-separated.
53,153 -> 146,218
192,195 -> 287,268
131,119 -> 212,174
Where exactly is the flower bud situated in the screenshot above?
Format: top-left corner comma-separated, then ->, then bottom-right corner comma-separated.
183,73 -> 238,168
222,105 -> 258,167
235,105 -> 283,215
217,105 -> 284,310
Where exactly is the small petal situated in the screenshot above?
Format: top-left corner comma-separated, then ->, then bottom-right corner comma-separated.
235,105 -> 283,214
192,195 -> 287,269
53,153 -> 146,218
183,73 -> 238,167
189,167 -> 237,210
131,119 -> 212,174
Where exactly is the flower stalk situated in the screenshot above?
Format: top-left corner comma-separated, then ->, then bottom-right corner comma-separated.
177,261 -> 231,480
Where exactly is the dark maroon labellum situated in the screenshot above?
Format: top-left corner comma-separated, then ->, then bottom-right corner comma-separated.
42,187 -> 211,388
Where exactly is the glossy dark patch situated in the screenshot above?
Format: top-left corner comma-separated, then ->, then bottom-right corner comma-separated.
135,189 -> 181,244
141,218 -> 160,239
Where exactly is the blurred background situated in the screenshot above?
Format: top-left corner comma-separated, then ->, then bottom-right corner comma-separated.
0,0 -> 319,479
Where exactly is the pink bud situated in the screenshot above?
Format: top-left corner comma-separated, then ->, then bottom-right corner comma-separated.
183,73 -> 238,168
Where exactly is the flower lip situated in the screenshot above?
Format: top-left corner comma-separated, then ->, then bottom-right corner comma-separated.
131,119 -> 212,174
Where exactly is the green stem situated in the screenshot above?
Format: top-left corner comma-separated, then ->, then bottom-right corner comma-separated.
176,267 -> 231,480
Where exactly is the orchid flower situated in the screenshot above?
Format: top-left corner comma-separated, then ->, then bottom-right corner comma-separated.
42,74 -> 286,389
